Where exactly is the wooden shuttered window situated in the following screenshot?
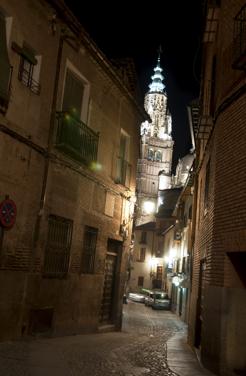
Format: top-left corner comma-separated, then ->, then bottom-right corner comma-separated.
81,226 -> 98,274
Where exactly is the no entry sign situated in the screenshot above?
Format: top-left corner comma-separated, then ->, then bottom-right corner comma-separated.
0,199 -> 17,229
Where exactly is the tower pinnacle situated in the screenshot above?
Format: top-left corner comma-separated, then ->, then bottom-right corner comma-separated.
148,48 -> 165,93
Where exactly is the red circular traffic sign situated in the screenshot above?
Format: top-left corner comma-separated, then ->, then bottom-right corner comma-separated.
0,199 -> 17,228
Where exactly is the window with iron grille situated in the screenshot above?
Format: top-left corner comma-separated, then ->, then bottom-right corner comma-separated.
17,44 -> 41,95
43,215 -> 73,278
138,276 -> 144,287
81,226 -> 98,274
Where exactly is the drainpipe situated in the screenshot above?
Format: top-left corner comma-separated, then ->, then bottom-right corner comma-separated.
31,34 -> 63,258
31,30 -> 79,269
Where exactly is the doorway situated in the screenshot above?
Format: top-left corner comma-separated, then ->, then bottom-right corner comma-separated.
100,239 -> 122,324
195,259 -> 206,348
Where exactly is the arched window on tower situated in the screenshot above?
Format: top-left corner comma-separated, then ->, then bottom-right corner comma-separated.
155,150 -> 162,162
147,148 -> 154,161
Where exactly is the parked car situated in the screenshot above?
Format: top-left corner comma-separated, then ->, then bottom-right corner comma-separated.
144,290 -> 154,306
128,292 -> 146,303
152,291 -> 170,310
145,290 -> 170,310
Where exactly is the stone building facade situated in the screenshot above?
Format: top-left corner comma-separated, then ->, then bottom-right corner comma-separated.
188,1 -> 246,375
0,0 -> 145,340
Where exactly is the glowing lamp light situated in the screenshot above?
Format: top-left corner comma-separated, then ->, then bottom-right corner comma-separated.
170,247 -> 177,258
148,257 -> 157,268
164,255 -> 170,263
90,162 -> 102,171
173,276 -> 180,287
143,200 -> 155,214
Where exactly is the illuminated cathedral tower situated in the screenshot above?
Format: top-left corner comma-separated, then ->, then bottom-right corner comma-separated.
136,55 -> 174,224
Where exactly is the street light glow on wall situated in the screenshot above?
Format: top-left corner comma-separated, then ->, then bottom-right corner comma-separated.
165,247 -> 177,269
149,257 -> 157,278
148,257 -> 157,268
173,276 -> 180,287
143,200 -> 155,214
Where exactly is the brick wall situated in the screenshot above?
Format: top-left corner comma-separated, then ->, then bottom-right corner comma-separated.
188,1 -> 246,374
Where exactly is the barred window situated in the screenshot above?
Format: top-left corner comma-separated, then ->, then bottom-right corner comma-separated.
43,215 -> 73,278
81,226 -> 98,274
17,44 -> 41,95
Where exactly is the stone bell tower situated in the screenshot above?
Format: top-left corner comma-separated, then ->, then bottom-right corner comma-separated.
136,54 -> 174,225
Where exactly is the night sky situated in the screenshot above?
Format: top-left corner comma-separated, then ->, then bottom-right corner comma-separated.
65,1 -> 204,171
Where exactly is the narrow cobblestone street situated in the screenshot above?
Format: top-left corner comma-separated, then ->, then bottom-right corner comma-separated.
0,301 -> 209,376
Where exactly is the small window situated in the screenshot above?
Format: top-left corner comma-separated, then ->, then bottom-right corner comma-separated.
138,248 -> 146,262
18,44 -> 41,94
147,149 -> 154,161
140,231 -> 147,244
81,226 -> 98,274
138,276 -> 144,287
155,150 -> 162,162
43,215 -> 73,277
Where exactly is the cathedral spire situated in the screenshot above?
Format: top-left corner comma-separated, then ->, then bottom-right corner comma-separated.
148,48 -> 165,93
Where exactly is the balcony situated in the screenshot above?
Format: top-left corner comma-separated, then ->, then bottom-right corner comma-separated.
55,111 -> 99,166
232,4 -> 246,70
115,156 -> 131,187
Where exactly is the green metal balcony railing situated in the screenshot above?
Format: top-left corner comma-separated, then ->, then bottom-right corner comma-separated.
115,156 -> 131,188
55,111 -> 99,165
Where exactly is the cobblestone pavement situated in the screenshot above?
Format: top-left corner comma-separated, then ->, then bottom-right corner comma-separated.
0,301 -> 186,376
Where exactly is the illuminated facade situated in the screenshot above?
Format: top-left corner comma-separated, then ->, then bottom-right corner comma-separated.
136,55 -> 174,225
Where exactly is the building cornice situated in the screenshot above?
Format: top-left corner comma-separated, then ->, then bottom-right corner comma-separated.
46,0 -> 147,120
